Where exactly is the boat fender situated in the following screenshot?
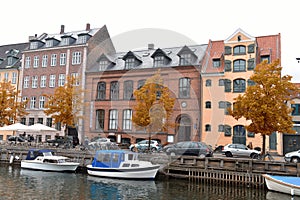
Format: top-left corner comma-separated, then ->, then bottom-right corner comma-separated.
9,155 -> 14,164
291,188 -> 294,197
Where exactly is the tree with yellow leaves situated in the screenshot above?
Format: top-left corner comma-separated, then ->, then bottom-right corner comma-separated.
229,59 -> 299,155
132,70 -> 175,151
43,76 -> 83,136
0,81 -> 28,126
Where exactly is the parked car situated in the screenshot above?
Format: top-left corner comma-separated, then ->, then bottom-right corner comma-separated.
222,144 -> 260,158
284,150 -> 300,163
129,140 -> 162,152
88,137 -> 112,147
163,141 -> 214,158
46,136 -> 73,148
8,136 -> 25,142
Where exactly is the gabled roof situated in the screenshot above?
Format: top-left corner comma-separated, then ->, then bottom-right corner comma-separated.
0,42 -> 28,69
224,28 -> 255,43
201,40 -> 224,74
151,48 -> 172,61
122,51 -> 142,62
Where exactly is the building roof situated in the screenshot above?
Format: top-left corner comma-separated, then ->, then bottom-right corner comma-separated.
0,43 -> 28,69
88,44 -> 208,72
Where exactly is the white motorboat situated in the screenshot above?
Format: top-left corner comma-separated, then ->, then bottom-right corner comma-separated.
87,150 -> 160,179
21,149 -> 80,172
263,174 -> 300,196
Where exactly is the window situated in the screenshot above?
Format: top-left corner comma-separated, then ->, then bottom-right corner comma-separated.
247,58 -> 255,70
46,40 -> 53,47
49,75 -> 56,87
205,101 -> 211,108
248,131 -> 255,137
78,35 -> 87,44
125,58 -> 135,69
29,118 -> 34,125
224,46 -> 232,55
205,79 -> 211,87
123,109 -> 132,130
25,57 -> 31,68
225,60 -> 231,72
213,59 -> 220,67
4,73 -> 8,82
261,55 -> 270,63
137,79 -> 146,89
224,125 -> 232,136
99,60 -> 108,71
71,73 -> 80,86
39,96 -> 45,109
42,55 -> 48,67
153,56 -> 164,67
219,79 -> 224,86
32,76 -> 38,88
60,53 -> 66,66
247,79 -> 255,86
224,79 -> 231,92
292,104 -> 300,116
46,118 -> 52,127
233,59 -> 246,72
96,82 -> 106,100
109,109 -> 118,130
58,74 -> 65,86
61,38 -> 69,46
179,78 -> 190,98
30,42 -> 38,49
180,54 -> 192,65
110,81 -> 119,100
248,44 -> 255,53
40,75 -> 46,88
30,96 -> 36,109
218,125 -> 224,132
51,54 -> 57,66
33,56 -> 39,68
24,76 -> 30,88
20,117 -> 26,125
205,124 -> 211,132
72,52 -> 81,65
12,72 -> 17,84
96,109 -> 105,130
233,79 -> 246,92
233,45 -> 246,55
124,80 -> 133,100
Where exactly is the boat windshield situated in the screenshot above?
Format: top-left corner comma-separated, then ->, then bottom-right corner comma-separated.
43,152 -> 53,156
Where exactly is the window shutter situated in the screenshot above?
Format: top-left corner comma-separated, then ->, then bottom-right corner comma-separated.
225,60 -> 231,72
224,46 -> 232,55
247,58 -> 255,70
247,44 -> 255,53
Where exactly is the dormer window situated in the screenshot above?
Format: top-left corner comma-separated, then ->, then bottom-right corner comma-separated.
30,42 -> 38,49
99,60 -> 108,71
7,57 -> 13,66
46,40 -> 53,47
180,54 -> 192,65
78,35 -> 87,44
125,58 -> 135,69
153,56 -> 165,67
61,37 -> 69,46
213,59 -> 221,68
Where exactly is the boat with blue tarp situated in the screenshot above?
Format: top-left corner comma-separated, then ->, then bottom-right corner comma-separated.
87,150 -> 160,179
263,174 -> 300,196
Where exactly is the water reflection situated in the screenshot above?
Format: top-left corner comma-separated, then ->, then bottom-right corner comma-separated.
0,164 -> 294,200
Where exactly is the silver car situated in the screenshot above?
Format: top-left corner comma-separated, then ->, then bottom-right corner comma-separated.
222,144 -> 260,159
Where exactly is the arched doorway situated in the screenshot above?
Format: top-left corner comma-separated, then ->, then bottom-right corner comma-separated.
176,115 -> 192,142
232,125 -> 246,145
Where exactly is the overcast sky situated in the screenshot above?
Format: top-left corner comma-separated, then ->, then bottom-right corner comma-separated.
2,0 -> 299,82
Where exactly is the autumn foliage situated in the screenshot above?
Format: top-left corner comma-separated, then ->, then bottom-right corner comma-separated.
132,70 -> 175,136
229,59 -> 299,154
43,76 -> 83,134
0,81 -> 28,126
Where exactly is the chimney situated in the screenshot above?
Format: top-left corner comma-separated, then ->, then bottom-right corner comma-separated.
148,43 -> 154,50
60,25 -> 65,34
86,23 -> 91,31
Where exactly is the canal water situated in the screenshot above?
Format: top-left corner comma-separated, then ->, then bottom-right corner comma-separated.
0,164 -> 297,200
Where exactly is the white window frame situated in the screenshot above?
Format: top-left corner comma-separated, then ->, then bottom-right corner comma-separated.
58,74 -> 65,86
25,57 -> 31,68
42,55 -> 48,67
71,73 -> 80,86
32,76 -> 38,88
30,96 -> 36,109
40,75 -> 46,88
123,109 -> 132,130
12,72 -> 17,84
4,72 -> 9,82
50,54 -> 57,66
60,53 -> 66,66
39,96 -> 45,109
109,109 -> 118,130
49,75 -> 56,87
33,56 -> 39,68
72,52 -> 81,65
24,76 -> 30,88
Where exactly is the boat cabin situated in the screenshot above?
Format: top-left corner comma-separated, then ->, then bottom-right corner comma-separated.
25,149 -> 54,160
92,150 -> 139,168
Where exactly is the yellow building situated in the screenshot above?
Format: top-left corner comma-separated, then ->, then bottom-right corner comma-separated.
201,28 -> 281,153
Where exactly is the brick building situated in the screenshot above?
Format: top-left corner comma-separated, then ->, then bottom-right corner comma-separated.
20,24 -> 115,142
84,44 -> 207,145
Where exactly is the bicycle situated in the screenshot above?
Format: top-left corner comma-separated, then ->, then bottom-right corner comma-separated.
257,151 -> 274,161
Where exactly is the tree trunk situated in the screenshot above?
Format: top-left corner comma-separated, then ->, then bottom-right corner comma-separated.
262,134 -> 266,159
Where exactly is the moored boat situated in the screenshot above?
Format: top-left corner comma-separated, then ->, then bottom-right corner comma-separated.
263,174 -> 300,196
21,149 -> 80,172
87,150 -> 160,179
